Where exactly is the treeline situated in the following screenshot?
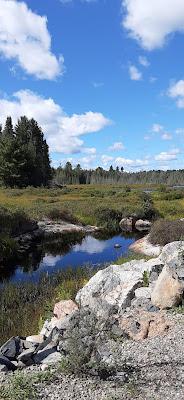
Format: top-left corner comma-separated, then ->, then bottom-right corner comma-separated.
55,163 -> 184,186
0,116 -> 52,187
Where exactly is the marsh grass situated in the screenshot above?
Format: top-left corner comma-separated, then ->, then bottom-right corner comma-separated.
0,185 -> 183,229
115,252 -> 152,265
0,266 -> 94,345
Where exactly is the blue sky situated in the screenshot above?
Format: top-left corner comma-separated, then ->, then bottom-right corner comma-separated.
0,0 -> 184,171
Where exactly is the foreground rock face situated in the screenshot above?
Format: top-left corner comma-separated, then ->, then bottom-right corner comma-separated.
76,258 -> 162,317
151,266 -> 184,309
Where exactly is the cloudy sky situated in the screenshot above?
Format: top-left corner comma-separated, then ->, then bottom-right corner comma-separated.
0,0 -> 184,171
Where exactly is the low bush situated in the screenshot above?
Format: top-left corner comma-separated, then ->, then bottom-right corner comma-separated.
95,207 -> 122,232
149,219 -> 184,246
136,192 -> 158,220
160,190 -> 184,201
46,207 -> 78,224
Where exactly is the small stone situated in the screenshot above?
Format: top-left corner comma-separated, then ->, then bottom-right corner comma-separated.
53,300 -> 78,320
40,352 -> 62,365
17,347 -> 35,364
135,287 -> 151,299
26,335 -> 44,345
0,364 -> 8,372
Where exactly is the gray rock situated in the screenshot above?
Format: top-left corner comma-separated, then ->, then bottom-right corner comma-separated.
119,217 -> 136,232
76,258 -> 162,318
0,336 -> 21,360
135,287 -> 151,299
40,352 -> 62,365
33,341 -> 57,364
151,265 -> 184,309
0,364 -> 8,372
159,241 -> 184,278
135,219 -> 152,231
0,354 -> 17,371
17,347 -> 35,364
26,335 -> 44,345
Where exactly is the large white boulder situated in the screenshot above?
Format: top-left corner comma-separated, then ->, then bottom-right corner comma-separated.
159,241 -> 184,278
76,258 -> 162,318
151,265 -> 184,309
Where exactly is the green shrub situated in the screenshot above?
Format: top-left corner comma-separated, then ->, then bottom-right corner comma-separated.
143,270 -> 149,287
95,207 -> 122,231
136,192 -> 158,220
149,219 -> 184,246
161,190 -> 184,201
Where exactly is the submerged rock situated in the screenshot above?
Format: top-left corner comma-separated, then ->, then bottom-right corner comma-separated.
119,217 -> 136,232
135,219 -> 152,231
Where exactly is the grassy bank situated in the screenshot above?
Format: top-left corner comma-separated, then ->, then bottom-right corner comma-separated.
0,266 -> 94,345
0,184 -> 183,228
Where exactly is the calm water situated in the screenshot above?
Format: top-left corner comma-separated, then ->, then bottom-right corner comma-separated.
0,232 -> 142,284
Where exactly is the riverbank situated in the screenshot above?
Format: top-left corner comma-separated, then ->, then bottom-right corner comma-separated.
1,241 -> 184,400
129,234 -> 162,257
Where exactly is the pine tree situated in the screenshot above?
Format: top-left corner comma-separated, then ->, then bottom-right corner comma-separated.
0,116 -> 52,187
3,116 -> 14,138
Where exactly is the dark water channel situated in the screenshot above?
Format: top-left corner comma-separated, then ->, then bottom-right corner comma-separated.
0,231 -> 142,284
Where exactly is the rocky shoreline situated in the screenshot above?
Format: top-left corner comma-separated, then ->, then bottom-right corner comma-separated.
1,241 -> 184,399
129,234 -> 162,257
14,219 -> 100,254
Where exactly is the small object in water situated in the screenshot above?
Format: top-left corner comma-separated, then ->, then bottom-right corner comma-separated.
114,243 -> 121,249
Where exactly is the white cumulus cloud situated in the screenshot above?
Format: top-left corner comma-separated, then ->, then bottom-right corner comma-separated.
122,0 -> 184,50
115,157 -> 148,168
152,124 -> 164,133
168,80 -> 184,108
161,133 -> 172,140
155,149 -> 180,161
0,90 -> 111,154
109,142 -> 125,151
138,56 -> 150,67
129,65 -> 142,81
0,0 -> 63,79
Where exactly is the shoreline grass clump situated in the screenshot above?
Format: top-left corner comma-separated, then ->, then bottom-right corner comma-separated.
0,266 -> 95,345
